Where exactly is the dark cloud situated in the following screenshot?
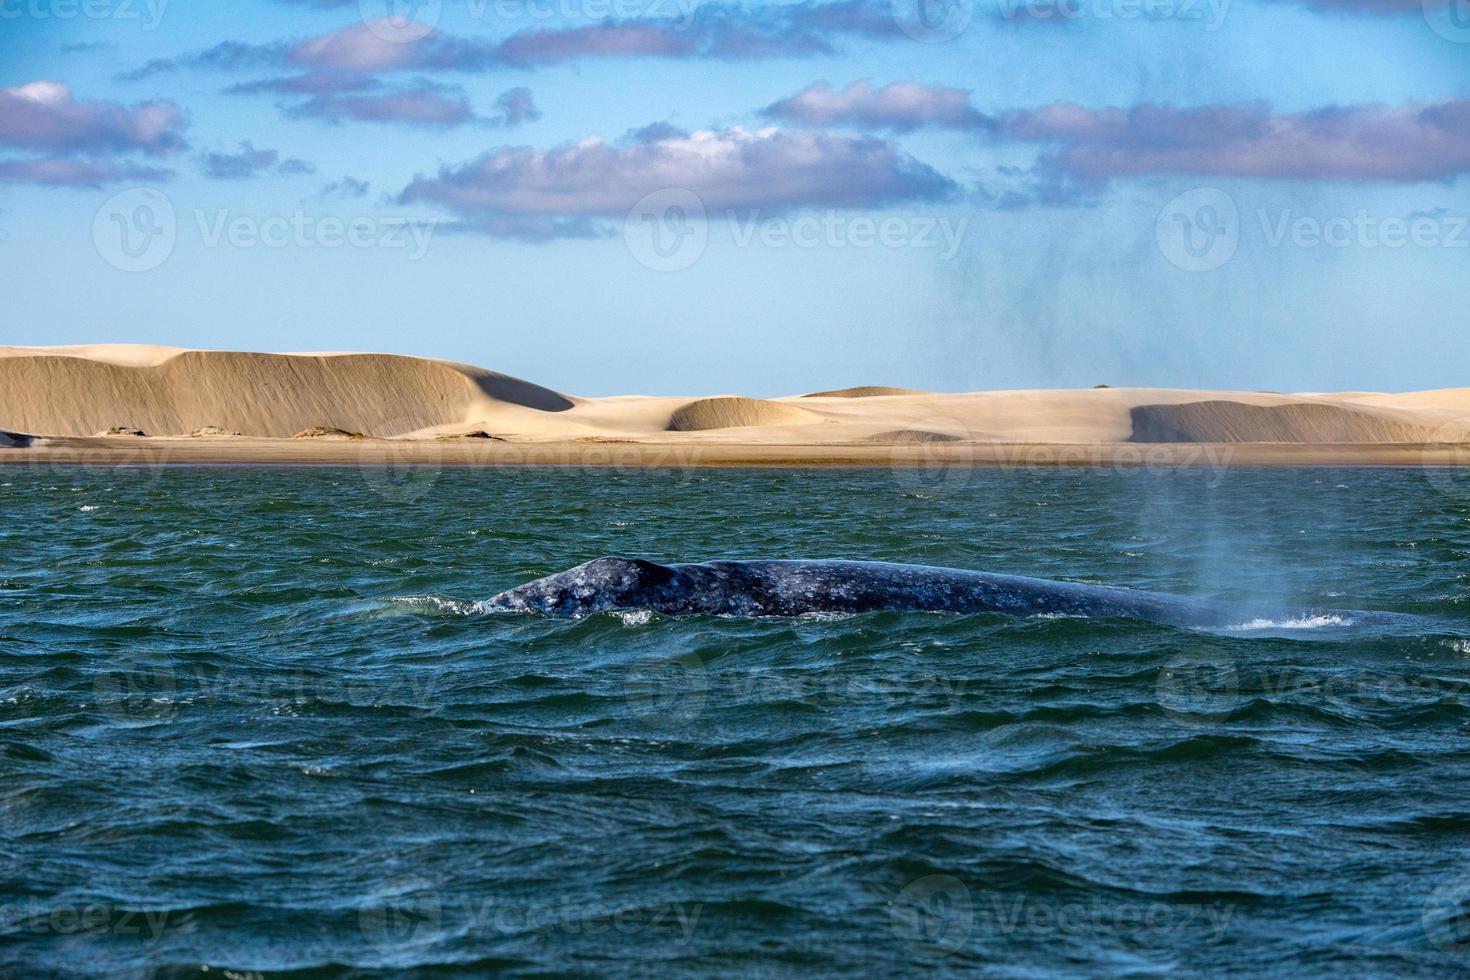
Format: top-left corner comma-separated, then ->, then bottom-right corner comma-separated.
764,80 -> 990,131
281,81 -> 537,129
286,82 -> 478,127
228,71 -> 383,96
122,1 -> 913,82
993,99 -> 1470,183
199,141 -> 314,179
399,124 -> 955,238
0,157 -> 173,188
278,157 -> 317,175
0,81 -> 186,156
494,87 -> 541,128
318,175 -> 371,198
121,40 -> 287,80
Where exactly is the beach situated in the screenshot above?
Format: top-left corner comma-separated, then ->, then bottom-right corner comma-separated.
2,345 -> 1468,469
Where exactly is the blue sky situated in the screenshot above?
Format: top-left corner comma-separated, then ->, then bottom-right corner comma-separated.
0,0 -> 1466,395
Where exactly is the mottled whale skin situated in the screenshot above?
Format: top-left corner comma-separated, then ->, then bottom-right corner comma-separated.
483,557 -> 1268,628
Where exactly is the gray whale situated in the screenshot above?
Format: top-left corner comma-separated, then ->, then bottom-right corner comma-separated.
480,557 -> 1382,629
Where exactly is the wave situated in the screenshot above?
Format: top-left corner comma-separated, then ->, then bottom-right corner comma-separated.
1223,614 -> 1355,631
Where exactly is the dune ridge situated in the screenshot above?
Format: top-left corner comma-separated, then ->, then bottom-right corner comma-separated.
2,347 -> 1468,457
803,386 -> 929,398
0,347 -> 571,439
1129,401 -> 1459,444
668,397 -> 827,431
860,429 -> 964,444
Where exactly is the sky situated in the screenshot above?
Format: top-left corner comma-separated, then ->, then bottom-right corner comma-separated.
0,0 -> 1465,396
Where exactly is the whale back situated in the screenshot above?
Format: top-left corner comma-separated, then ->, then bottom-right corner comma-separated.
482,557 -> 1221,625
486,557 -> 680,617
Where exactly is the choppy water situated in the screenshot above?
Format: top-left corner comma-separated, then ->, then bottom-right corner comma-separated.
2,465 -> 1469,977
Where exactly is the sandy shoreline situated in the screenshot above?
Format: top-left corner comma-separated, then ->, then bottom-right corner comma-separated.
3,436 -> 1467,469
1,345 -> 1467,469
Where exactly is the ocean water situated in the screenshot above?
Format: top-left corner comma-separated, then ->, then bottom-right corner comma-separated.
2,464 -> 1469,978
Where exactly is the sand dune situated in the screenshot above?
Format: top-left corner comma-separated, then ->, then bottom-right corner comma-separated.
0,346 -> 572,439
803,386 -> 929,398
860,429 -> 965,444
1129,401 -> 1457,444
668,397 -> 827,431
1,346 -> 1468,464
